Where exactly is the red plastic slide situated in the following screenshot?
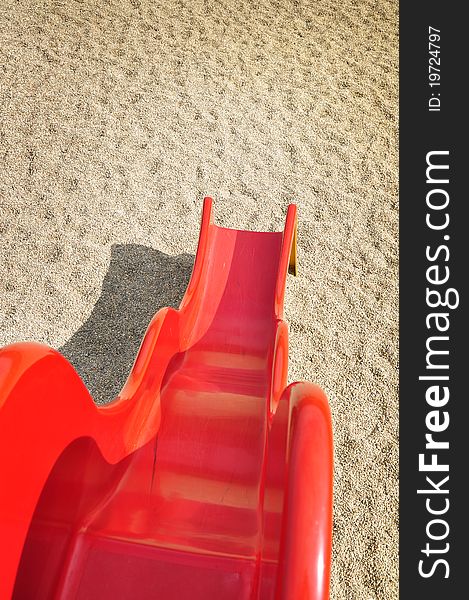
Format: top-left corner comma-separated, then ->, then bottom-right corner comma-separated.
0,198 -> 332,599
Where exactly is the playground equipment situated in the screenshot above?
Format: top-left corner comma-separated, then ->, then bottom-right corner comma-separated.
0,198 -> 332,599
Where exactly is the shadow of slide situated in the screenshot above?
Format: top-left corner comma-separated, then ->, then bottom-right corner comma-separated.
60,244 -> 193,405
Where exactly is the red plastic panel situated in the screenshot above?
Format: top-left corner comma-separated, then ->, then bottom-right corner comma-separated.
0,198 -> 333,599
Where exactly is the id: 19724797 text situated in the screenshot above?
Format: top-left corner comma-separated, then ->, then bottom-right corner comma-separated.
428,26 -> 441,112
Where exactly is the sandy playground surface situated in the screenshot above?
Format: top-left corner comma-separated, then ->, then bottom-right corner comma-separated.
0,1 -> 398,598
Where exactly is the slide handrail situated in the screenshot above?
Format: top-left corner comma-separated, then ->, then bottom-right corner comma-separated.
274,382 -> 333,600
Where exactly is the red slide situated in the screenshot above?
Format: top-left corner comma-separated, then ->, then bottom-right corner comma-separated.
0,198 -> 332,599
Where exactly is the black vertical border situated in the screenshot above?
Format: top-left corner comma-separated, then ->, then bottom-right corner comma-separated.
400,3 -> 466,597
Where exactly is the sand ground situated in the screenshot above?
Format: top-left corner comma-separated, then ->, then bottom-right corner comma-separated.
0,1 -> 398,598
